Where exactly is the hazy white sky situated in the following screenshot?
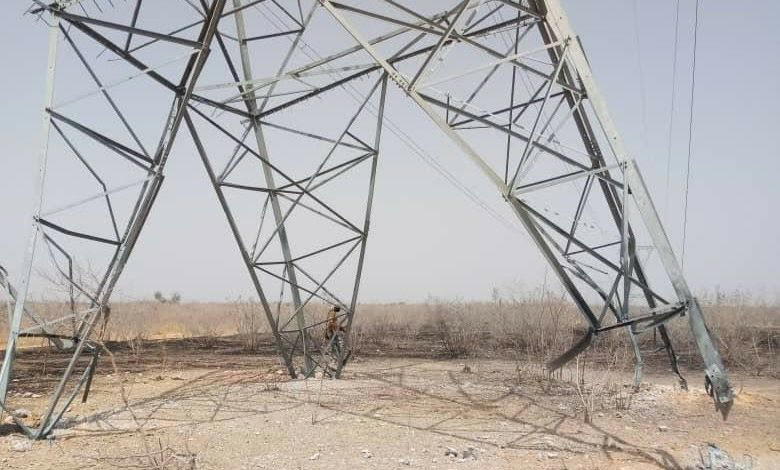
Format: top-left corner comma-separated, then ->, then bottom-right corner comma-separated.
1,1 -> 778,303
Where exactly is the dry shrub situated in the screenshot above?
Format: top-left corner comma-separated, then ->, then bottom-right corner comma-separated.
423,300 -> 482,358
572,353 -> 637,423
0,289 -> 776,376
348,302 -> 417,350
664,297 -> 779,376
234,299 -> 264,352
491,291 -> 581,360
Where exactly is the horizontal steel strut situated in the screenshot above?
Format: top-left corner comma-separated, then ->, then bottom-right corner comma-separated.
2,0 -> 732,437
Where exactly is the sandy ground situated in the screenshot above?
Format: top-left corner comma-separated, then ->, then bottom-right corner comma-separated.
0,357 -> 777,469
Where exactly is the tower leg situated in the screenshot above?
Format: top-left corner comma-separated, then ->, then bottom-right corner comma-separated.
1,0 -> 228,438
183,5 -> 393,374
320,0 -> 733,408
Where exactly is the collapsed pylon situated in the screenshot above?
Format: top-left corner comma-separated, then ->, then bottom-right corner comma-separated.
1,0 -> 732,438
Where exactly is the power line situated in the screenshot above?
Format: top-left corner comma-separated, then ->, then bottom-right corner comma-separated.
664,0 -> 681,221
632,0 -> 648,160
681,0 -> 701,270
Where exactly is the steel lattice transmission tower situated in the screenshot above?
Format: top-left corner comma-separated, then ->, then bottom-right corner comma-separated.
2,0 -> 733,437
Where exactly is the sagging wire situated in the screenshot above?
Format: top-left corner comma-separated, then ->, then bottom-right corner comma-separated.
664,0 -> 682,223
681,0 -> 701,270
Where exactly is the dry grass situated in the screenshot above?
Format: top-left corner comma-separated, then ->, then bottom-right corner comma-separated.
0,292 -> 777,376
349,293 -> 778,376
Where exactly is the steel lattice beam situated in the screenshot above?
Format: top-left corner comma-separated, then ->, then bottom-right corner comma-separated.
1,0 -> 733,438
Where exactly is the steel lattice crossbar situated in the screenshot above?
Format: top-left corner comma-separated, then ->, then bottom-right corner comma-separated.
1,0 -> 733,438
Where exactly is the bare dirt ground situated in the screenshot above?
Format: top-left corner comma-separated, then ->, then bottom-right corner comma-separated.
0,345 -> 777,470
